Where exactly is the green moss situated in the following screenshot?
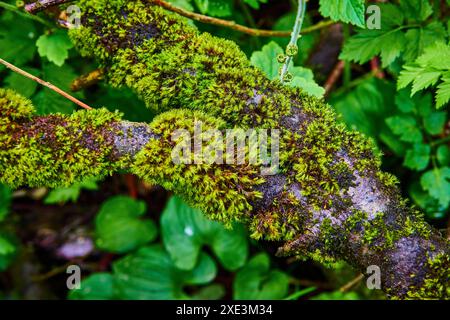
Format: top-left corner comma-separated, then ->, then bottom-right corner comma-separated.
405,252 -> 450,300
0,89 -> 129,188
131,109 -> 265,226
70,0 -> 297,129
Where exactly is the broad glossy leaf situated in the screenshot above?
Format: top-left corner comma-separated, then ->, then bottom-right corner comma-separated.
95,196 -> 158,253
161,196 -> 248,271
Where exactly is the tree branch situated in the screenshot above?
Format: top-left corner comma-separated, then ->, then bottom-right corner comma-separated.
25,0 -> 73,14
150,0 -> 334,38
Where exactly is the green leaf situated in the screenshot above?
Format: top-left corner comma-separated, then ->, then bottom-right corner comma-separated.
250,41 -> 283,80
312,291 -> 360,300
423,111 -> 446,135
395,89 -> 415,113
409,181 -> 446,219
290,68 -> 325,98
0,184 -> 12,222
437,145 -> 450,167
161,196 -> 248,271
436,72 -> 450,108
399,0 -> 433,22
341,4 -> 446,67
386,115 -> 423,143
0,13 -> 37,68
340,28 -> 407,68
319,0 -> 365,28
68,273 -> 116,300
0,233 -> 17,271
168,0 -> 194,11
420,167 -> 450,208
403,143 -> 431,171
113,245 -> 217,299
194,0 -> 233,17
233,253 -> 289,300
190,284 -> 226,300
398,43 -> 450,108
403,22 -> 447,62
331,78 -> 407,155
250,42 -> 324,98
44,178 -> 98,204
95,196 -> 158,253
243,0 -> 267,10
36,30 -> 74,66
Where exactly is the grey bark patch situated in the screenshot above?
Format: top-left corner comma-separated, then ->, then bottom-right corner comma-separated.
113,121 -> 158,157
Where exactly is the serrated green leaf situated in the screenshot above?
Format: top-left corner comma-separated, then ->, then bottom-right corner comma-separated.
319,0 -> 365,28
233,253 -> 289,300
399,0 -> 433,22
340,28 -> 407,67
161,196 -> 248,271
420,167 -> 450,208
403,22 -> 447,62
436,73 -> 450,108
403,143 -> 431,171
95,196 -> 158,253
423,111 -> 446,135
113,245 -> 216,299
386,115 -> 423,143
36,30 -> 74,66
44,178 -> 98,204
398,43 -> 450,108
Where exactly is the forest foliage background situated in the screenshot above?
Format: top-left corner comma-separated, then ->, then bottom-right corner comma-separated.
0,0 -> 449,300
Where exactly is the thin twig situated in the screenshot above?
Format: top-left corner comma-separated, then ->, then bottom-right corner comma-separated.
370,57 -> 385,79
31,262 -> 74,282
280,0 -> 307,82
0,58 -> 93,110
339,273 -> 364,293
324,60 -> 345,95
151,0 -> 333,38
0,1 -> 53,27
25,0 -> 73,14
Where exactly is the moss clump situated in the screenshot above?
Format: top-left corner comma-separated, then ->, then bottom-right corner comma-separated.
0,88 -> 129,188
70,0 -> 296,129
131,109 -> 265,225
404,252 -> 450,299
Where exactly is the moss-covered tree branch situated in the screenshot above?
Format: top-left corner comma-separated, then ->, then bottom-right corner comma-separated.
1,0 -> 448,299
